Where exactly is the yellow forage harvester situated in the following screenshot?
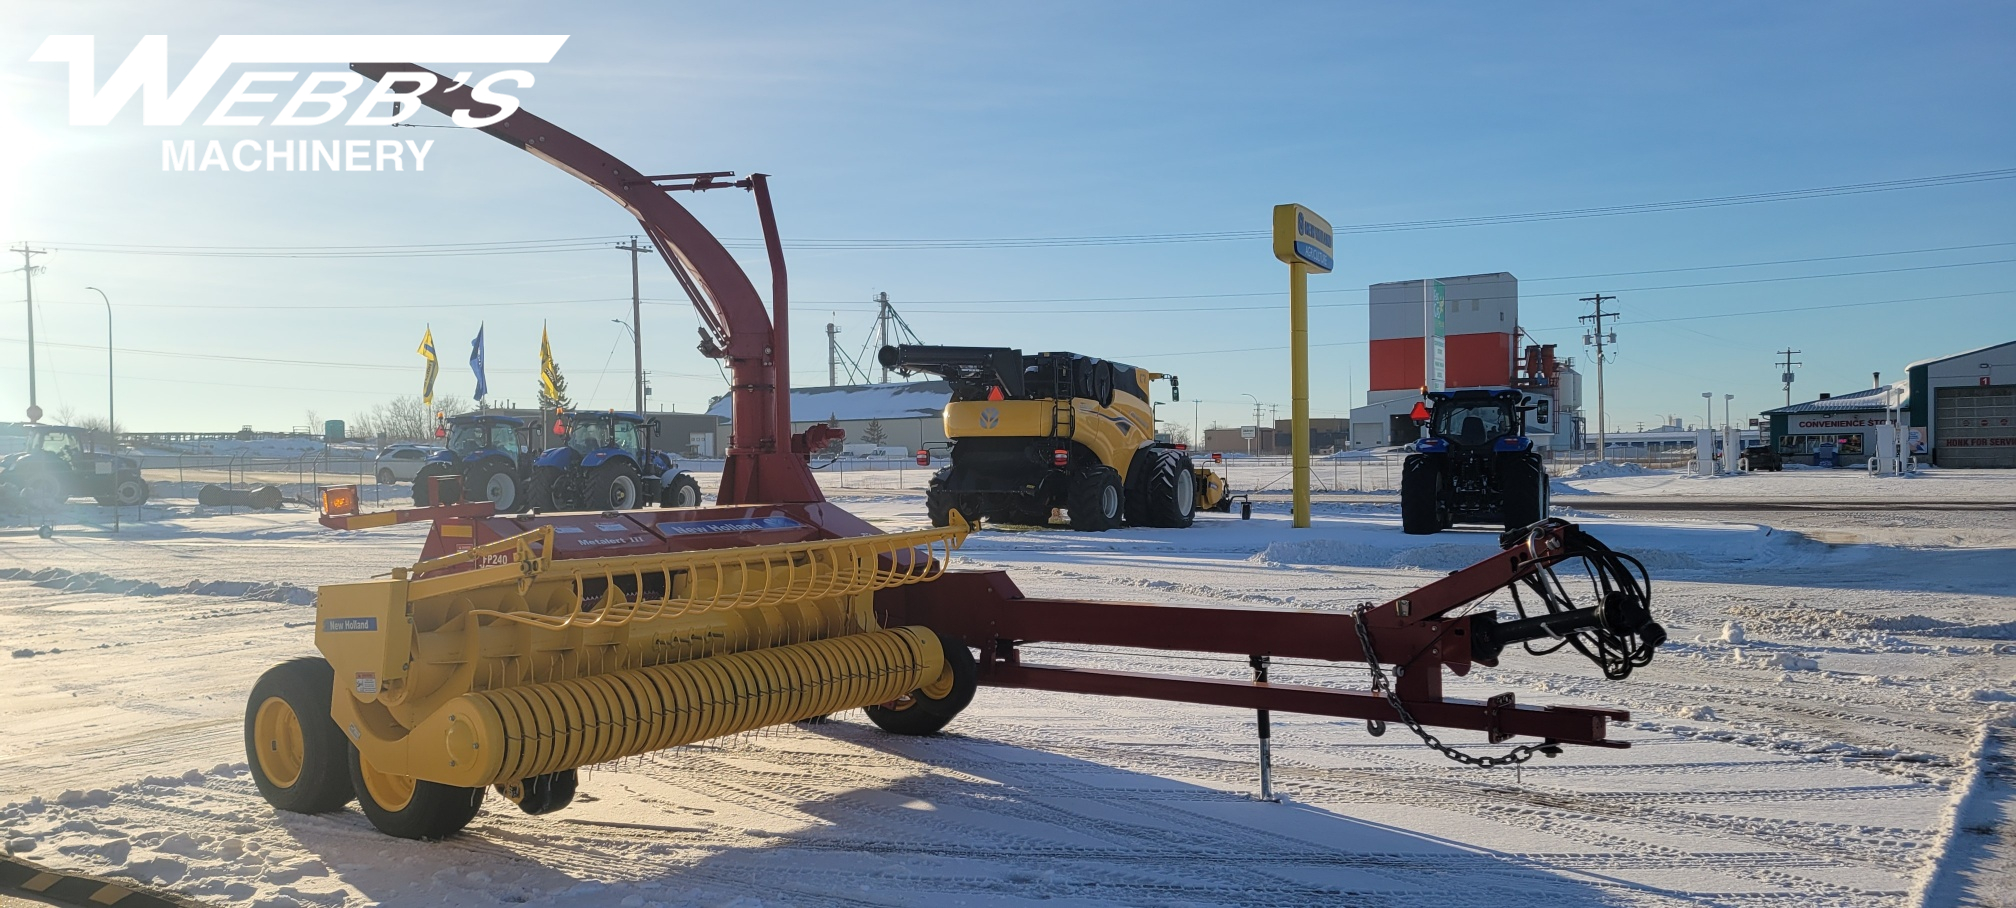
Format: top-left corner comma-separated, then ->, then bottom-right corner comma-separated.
246,517 -> 972,840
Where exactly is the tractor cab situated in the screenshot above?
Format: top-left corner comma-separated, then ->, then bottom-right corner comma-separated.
1419,389 -> 1527,451
529,411 -> 700,512
430,414 -> 532,466
410,414 -> 535,510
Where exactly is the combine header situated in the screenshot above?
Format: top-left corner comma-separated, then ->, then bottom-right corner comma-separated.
245,64 -> 1668,839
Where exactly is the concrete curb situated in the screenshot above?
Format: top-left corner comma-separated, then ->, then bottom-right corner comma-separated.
0,855 -> 209,908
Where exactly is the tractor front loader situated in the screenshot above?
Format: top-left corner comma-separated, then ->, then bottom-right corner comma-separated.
245,64 -> 1668,841
880,344 -> 1230,531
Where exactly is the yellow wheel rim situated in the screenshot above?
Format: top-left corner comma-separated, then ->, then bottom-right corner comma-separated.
356,751 -> 417,812
880,693 -> 919,712
253,697 -> 306,788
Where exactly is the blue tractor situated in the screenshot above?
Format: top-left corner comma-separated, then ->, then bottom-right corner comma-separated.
1399,388 -> 1549,535
525,410 -> 703,512
411,413 -> 537,511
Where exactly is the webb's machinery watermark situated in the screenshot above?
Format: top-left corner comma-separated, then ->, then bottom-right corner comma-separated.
28,34 -> 568,171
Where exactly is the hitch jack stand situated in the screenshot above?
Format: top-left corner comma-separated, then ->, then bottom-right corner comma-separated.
1251,654 -> 1276,802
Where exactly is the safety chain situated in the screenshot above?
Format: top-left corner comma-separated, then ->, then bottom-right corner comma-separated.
1352,604 -> 1551,768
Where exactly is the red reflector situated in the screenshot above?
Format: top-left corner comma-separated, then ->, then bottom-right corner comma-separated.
987,385 -> 1005,401
916,450 -> 931,466
1409,401 -> 1431,422
434,426 -> 446,438
1172,443 -> 1187,450
1053,449 -> 1069,467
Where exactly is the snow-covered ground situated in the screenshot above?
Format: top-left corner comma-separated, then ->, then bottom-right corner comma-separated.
1,470 -> 2011,906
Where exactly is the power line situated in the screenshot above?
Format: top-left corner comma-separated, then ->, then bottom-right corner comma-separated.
1580,294 -> 1620,460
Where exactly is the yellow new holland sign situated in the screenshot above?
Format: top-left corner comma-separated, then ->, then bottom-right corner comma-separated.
1271,204 -> 1333,273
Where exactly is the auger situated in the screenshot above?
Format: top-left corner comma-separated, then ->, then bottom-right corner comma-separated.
244,64 -> 1667,840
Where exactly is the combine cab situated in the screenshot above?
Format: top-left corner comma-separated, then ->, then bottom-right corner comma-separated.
1400,389 -> 1549,535
411,413 -> 536,510
881,344 -> 1230,531
245,64 -> 1666,842
525,410 -> 702,511
0,424 -> 147,510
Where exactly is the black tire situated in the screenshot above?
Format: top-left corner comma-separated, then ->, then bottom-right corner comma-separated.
925,469 -> 973,527
496,770 -> 577,816
662,472 -> 703,508
410,464 -> 452,507
1500,454 -> 1548,531
376,468 -> 396,485
1067,465 -> 1125,531
244,658 -> 353,814
98,475 -> 147,507
866,632 -> 978,736
1130,450 -> 1197,529
347,744 -> 485,840
583,460 -> 642,511
464,461 -> 520,512
1400,456 -> 1443,536
525,466 -> 564,511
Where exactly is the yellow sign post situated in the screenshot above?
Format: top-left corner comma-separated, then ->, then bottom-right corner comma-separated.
1271,204 -> 1333,529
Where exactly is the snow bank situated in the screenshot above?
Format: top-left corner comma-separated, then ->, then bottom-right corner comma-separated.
1569,460 -> 1665,479
0,567 -> 315,606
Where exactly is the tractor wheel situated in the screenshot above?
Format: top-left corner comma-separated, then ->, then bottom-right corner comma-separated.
15,472 -> 63,512
924,469 -> 972,527
376,468 -> 396,485
496,770 -> 577,816
866,632 -> 978,736
1500,455 -> 1549,532
347,744 -> 485,840
1067,465 -> 1125,531
662,472 -> 703,508
1400,456 -> 1444,536
584,461 -> 642,511
410,464 -> 452,507
244,658 -> 353,814
465,462 -> 521,512
1130,450 -> 1197,529
525,466 -> 564,511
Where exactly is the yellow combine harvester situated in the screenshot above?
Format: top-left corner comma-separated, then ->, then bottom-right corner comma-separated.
241,61 -> 1664,842
880,345 -> 1231,530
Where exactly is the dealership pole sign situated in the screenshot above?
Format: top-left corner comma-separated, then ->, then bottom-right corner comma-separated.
30,35 -> 569,171
1271,203 -> 1332,530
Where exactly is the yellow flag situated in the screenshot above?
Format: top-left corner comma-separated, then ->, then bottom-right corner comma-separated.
418,326 -> 439,405
539,323 -> 561,402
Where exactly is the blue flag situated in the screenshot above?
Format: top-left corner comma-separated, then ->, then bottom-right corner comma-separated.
469,324 -> 488,401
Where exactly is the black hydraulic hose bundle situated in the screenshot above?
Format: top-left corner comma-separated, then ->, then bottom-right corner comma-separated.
1504,522 -> 1666,680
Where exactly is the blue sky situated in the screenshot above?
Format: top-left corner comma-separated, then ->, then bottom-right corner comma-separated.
2,1 -> 2011,435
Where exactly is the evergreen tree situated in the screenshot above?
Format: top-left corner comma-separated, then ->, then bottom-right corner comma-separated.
861,419 -> 888,445
539,360 -> 574,410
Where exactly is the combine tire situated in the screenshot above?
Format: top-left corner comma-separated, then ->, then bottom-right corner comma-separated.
410,464 -> 452,507
866,632 -> 978,736
1400,457 -> 1444,536
1500,455 -> 1549,531
525,466 -> 564,511
924,469 -> 976,527
584,461 -> 642,511
497,770 -> 577,816
244,658 -> 353,814
1067,465 -> 1125,531
1129,450 -> 1197,528
662,472 -> 703,508
465,461 -> 521,512
348,745 -> 485,840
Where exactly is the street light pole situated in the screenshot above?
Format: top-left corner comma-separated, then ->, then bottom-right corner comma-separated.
1242,392 -> 1261,457
85,286 -> 113,448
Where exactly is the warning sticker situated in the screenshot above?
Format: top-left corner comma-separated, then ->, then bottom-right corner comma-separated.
354,672 -> 379,694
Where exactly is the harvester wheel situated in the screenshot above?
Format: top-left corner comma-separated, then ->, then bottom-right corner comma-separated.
496,770 -> 577,816
663,472 -> 703,508
1400,457 -> 1444,536
1129,449 -> 1196,528
410,464 -> 451,506
347,745 -> 485,840
465,461 -> 521,512
1067,465 -> 1124,531
866,632 -> 978,736
244,658 -> 353,814
1500,454 -> 1549,531
585,461 -> 642,511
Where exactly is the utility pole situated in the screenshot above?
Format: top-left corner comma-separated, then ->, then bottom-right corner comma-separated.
875,292 -> 892,382
1579,293 -> 1618,461
1777,348 -> 1802,407
826,321 -> 841,387
616,237 -> 652,414
12,245 -> 48,422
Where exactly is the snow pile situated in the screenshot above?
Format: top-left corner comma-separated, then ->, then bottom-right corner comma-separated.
1721,621 -> 1747,643
1569,460 -> 1664,479
0,567 -> 315,606
1729,647 -> 1820,671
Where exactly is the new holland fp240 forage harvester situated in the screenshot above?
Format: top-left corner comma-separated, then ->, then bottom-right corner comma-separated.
243,64 -> 1670,840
